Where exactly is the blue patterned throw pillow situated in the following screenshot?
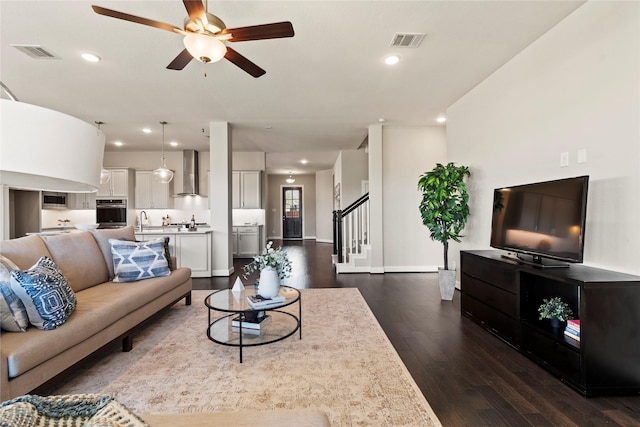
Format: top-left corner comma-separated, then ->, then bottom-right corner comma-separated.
109,238 -> 170,283
0,255 -> 29,332
9,256 -> 77,330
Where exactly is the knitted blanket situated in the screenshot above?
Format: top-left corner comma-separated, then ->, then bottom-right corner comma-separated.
0,394 -> 148,427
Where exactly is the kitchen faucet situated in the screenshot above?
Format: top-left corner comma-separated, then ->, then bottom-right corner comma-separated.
139,211 -> 148,232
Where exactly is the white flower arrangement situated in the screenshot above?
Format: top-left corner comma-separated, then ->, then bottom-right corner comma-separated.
242,241 -> 292,280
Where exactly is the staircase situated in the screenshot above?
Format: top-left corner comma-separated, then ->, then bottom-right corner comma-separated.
333,193 -> 371,273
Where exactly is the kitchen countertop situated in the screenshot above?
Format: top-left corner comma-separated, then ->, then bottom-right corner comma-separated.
135,228 -> 212,235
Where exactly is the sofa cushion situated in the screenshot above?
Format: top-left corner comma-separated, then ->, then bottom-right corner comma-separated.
10,257 -> 77,330
0,255 -> 29,332
90,227 -> 136,279
0,235 -> 52,270
41,232 -> 109,292
109,238 -> 170,283
1,268 -> 191,378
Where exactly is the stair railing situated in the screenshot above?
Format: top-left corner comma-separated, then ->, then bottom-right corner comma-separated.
333,192 -> 369,263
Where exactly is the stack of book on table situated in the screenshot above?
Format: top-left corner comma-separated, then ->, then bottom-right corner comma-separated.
247,294 -> 286,310
564,319 -> 580,342
231,313 -> 272,335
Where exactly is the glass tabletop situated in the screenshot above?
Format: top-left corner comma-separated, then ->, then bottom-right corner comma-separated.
205,286 -> 300,312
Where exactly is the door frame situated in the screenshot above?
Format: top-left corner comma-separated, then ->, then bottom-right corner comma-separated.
279,184 -> 304,239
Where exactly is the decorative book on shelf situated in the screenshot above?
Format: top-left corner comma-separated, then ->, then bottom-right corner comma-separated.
247,295 -> 286,310
232,314 -> 272,330
564,319 -> 580,341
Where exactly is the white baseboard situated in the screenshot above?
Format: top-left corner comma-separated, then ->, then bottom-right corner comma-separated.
211,267 -> 234,277
316,238 -> 333,244
383,266 -> 439,273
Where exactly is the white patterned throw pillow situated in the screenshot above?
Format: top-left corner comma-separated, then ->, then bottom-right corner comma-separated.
0,255 -> 30,332
109,238 -> 170,283
10,256 -> 77,330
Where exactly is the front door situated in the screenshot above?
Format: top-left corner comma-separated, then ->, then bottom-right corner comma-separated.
282,186 -> 302,239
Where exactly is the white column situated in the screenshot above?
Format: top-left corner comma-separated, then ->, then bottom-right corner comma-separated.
209,121 -> 233,276
368,124 -> 384,273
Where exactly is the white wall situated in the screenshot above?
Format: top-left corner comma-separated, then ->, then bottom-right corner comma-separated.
315,169 -> 334,243
447,1 -> 640,275
381,126 -> 448,271
339,150 -> 368,208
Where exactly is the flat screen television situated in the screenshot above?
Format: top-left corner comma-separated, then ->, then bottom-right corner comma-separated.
490,176 -> 589,267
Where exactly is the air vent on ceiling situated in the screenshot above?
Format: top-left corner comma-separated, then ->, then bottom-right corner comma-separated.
12,45 -> 59,59
390,33 -> 426,48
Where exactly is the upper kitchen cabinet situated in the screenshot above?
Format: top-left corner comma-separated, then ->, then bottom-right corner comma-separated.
67,192 -> 96,210
97,168 -> 134,198
135,170 -> 171,209
232,171 -> 262,209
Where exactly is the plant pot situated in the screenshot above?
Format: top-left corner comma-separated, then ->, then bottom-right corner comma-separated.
258,267 -> 281,299
438,268 -> 456,300
550,318 -> 565,329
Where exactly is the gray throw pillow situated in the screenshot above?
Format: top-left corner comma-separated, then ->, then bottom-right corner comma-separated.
0,255 -> 29,332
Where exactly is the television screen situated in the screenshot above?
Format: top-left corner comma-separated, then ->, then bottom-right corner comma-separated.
490,176 -> 589,266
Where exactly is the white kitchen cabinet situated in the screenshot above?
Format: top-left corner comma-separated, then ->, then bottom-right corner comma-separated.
67,192 -> 96,210
176,233 -> 211,277
232,171 -> 262,209
135,170 -> 171,209
233,226 -> 261,258
97,169 -> 132,198
135,231 -> 212,277
134,234 -> 176,258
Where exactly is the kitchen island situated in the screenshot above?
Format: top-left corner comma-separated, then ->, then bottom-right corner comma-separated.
136,228 -> 212,277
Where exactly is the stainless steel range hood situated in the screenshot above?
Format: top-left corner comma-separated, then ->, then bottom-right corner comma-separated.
176,150 -> 200,196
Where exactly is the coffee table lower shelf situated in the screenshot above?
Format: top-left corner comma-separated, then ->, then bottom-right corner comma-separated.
207,311 -> 301,362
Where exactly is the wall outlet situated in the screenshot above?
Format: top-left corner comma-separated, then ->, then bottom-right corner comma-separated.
560,152 -> 569,167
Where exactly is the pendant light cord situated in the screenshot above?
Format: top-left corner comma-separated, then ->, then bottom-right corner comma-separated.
160,120 -> 167,165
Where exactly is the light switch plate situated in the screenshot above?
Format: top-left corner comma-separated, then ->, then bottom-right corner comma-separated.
560,152 -> 569,167
578,149 -> 587,164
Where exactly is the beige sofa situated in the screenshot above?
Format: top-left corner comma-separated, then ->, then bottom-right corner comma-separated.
0,226 -> 192,401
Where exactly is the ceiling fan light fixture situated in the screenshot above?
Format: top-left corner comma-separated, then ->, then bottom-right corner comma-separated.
183,33 -> 227,63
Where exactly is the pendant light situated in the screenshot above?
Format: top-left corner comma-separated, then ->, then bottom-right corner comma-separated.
286,172 -> 295,184
152,121 -> 174,183
95,121 -> 110,184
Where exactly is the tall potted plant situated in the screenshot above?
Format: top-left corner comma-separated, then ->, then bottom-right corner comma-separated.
418,162 -> 471,300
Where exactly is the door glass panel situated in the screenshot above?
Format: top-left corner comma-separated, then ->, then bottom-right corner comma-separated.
285,189 -> 300,218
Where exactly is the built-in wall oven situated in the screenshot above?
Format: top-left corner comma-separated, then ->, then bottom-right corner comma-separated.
96,199 -> 127,228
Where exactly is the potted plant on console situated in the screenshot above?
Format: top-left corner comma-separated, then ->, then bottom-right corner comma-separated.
538,297 -> 574,330
417,162 -> 471,300
243,241 -> 292,299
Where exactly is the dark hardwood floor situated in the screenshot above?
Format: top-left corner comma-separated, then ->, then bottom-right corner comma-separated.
194,240 -> 640,426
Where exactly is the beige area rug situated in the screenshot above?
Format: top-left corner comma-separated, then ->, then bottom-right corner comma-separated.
51,289 -> 441,426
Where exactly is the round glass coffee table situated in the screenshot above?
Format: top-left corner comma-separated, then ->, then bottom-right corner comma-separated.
205,286 -> 301,362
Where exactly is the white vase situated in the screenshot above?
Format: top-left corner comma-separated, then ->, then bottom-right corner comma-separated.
258,267 -> 281,299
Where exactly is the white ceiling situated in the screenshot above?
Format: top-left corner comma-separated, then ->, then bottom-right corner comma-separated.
0,0 -> 584,175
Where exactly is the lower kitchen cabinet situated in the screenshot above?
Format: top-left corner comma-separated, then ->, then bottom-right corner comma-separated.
232,226 -> 261,258
135,232 -> 212,278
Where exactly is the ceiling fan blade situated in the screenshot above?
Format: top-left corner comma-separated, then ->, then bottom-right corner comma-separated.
167,49 -> 194,70
224,47 -> 266,78
91,5 -> 184,35
223,22 -> 294,42
182,0 -> 206,24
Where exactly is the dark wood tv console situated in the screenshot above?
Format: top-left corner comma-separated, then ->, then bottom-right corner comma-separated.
460,250 -> 640,396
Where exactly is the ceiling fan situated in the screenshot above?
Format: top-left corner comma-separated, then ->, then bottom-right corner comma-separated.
91,0 -> 294,77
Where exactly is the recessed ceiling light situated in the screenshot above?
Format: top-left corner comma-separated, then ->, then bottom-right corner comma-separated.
436,117 -> 447,123
300,159 -> 308,164
384,55 -> 400,65
170,141 -> 178,147
378,118 -> 386,123
265,125 -> 273,130
142,128 -> 152,134
81,53 -> 101,62
114,141 -> 123,146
